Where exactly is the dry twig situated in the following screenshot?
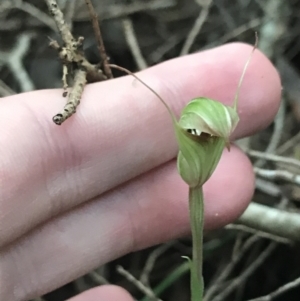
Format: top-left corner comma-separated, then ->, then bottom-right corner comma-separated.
0,0 -> 57,31
0,32 -> 35,92
255,178 -> 282,197
211,243 -> 277,301
84,0 -> 113,79
117,266 -> 162,301
45,0 -> 106,124
52,69 -> 87,124
254,167 -> 300,186
277,131 -> 300,155
180,0 -> 213,56
248,150 -> 300,169
255,99 -> 286,167
226,224 -> 292,244
204,235 -> 261,301
140,242 -> 175,286
122,17 -> 148,70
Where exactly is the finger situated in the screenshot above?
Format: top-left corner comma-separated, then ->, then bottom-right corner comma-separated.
67,285 -> 134,301
0,43 -> 280,247
1,146 -> 254,300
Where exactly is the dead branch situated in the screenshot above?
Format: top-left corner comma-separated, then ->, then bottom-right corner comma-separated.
117,266 -> 162,301
122,17 -> 148,70
247,150 -> 300,169
254,167 -> 300,186
226,224 -> 292,244
0,0 -> 57,32
255,178 -> 282,197
44,0 -> 106,124
204,235 -> 261,301
211,243 -> 277,301
255,99 -> 286,167
180,0 -> 213,56
52,69 -> 87,125
84,0 -> 113,79
140,241 -> 175,286
0,32 -> 35,92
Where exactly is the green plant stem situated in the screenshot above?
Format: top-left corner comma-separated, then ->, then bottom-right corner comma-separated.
139,237 -> 232,301
189,186 -> 204,301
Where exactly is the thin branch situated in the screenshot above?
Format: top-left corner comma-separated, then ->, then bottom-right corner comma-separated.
180,0 -> 213,56
1,0 -> 57,31
45,0 -> 105,124
20,1 -> 57,31
122,17 -> 148,70
247,275 -> 300,301
0,32 -> 35,92
247,150 -> 300,169
211,243 -> 277,301
117,266 -> 162,301
255,99 -> 286,167
277,131 -> 300,155
149,35 -> 181,64
84,0 -> 113,79
52,69 -> 87,125
254,167 -> 300,186
45,0 -> 74,43
226,224 -> 292,244
140,242 -> 175,286
255,178 -> 282,197
204,235 -> 260,301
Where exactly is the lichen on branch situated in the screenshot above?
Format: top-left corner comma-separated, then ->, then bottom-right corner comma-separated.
45,0 -> 106,125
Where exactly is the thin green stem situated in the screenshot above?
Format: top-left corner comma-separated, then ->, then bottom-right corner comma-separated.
189,186 -> 205,301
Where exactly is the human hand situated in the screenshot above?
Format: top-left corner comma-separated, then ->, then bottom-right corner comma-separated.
0,43 -> 281,301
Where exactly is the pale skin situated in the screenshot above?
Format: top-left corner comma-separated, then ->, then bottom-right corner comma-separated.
0,43 -> 281,301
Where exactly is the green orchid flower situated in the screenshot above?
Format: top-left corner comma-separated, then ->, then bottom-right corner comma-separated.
171,41 -> 256,301
109,39 -> 257,300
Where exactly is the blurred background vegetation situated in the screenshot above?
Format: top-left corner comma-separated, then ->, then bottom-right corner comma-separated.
1,1 -> 300,300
